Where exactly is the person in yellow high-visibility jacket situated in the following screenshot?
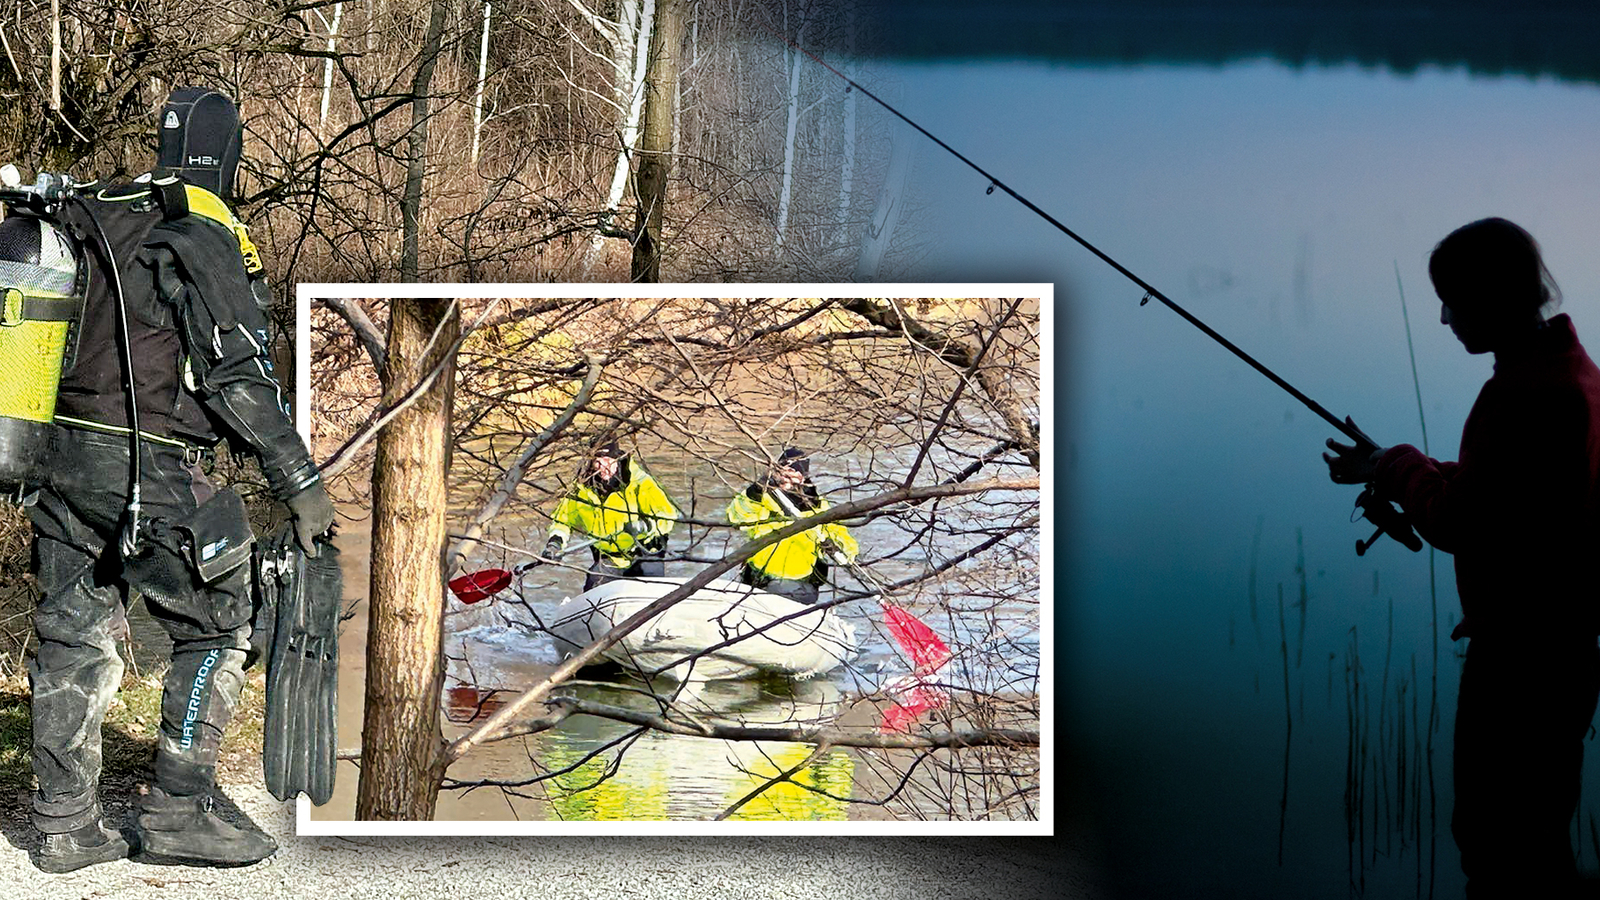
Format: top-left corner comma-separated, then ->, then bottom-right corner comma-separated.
544,441 -> 679,591
726,448 -> 859,606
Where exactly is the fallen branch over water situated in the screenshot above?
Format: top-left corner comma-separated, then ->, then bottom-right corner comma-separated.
338,695 -> 1037,763
546,696 -> 1040,750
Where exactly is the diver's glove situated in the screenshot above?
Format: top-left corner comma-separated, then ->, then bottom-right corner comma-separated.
623,519 -> 649,538
286,480 -> 336,557
543,537 -> 563,559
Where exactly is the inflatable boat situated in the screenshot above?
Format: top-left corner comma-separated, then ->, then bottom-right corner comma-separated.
544,577 -> 856,681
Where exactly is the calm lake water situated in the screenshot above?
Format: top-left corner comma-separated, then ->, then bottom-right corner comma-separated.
872,53 -> 1600,898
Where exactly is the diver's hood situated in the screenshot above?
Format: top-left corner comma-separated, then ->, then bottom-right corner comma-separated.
157,87 -> 242,198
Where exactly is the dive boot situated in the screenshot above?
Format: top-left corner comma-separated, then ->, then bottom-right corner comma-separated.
135,786 -> 277,867
31,819 -> 130,873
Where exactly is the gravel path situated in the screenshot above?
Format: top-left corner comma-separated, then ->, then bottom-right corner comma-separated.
0,783 -> 1091,900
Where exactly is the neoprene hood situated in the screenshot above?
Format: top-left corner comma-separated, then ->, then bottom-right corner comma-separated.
157,88 -> 242,198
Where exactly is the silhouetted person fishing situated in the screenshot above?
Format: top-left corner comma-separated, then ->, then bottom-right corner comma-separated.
1325,218 -> 1600,898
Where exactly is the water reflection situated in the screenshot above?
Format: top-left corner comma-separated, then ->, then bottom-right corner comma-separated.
445,678 -> 858,821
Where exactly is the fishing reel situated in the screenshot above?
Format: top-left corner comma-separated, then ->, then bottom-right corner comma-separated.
1352,486 -> 1423,556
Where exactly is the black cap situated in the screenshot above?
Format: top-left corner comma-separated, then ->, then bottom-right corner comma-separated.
776,447 -> 810,476
593,440 -> 623,459
157,87 -> 242,198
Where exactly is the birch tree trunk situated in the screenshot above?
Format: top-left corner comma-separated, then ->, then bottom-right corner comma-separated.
471,1 -> 491,165
318,3 -> 344,140
356,298 -> 459,820
854,124 -> 913,281
774,5 -> 807,250
584,0 -> 656,270
630,0 -> 682,282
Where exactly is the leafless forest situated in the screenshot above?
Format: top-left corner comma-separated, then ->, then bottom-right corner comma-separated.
0,0 -> 923,674
1,0 -> 912,288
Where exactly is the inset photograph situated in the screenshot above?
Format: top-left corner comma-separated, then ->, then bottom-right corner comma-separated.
303,291 -> 1047,831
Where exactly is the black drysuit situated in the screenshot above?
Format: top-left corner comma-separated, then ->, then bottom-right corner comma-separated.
26,183 -> 318,835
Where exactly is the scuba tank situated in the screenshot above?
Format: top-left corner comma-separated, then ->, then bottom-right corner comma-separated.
0,85 -> 262,536
0,210 -> 83,492
0,167 -> 152,551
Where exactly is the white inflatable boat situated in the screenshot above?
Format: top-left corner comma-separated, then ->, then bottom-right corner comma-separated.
544,577 -> 856,681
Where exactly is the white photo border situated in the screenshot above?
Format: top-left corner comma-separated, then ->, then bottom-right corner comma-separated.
293,283 -> 1054,837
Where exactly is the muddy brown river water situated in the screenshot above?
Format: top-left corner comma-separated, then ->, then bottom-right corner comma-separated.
309,440 -> 1041,824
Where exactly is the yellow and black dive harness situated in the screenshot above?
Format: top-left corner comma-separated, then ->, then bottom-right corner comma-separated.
0,169 -> 149,554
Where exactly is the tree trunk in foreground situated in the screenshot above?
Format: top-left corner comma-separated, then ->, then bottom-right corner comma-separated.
401,0 -> 449,281
631,0 -> 683,282
356,298 -> 459,820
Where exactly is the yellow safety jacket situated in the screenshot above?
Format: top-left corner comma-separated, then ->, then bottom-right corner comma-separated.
726,486 -> 858,582
548,458 -> 678,566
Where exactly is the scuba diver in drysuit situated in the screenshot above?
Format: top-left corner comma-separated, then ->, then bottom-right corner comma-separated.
10,88 -> 336,873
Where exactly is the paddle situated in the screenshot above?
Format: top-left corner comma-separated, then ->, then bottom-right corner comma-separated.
449,536 -> 598,604
763,477 -> 952,673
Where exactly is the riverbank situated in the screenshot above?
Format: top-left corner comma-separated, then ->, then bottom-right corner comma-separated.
0,510 -> 1089,896
0,628 -> 1088,897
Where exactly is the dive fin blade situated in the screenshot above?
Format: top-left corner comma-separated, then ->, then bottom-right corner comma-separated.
306,540 -> 341,805
259,525 -> 344,804
262,528 -> 299,800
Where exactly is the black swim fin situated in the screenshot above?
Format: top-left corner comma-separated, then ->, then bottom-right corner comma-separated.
254,523 -> 342,805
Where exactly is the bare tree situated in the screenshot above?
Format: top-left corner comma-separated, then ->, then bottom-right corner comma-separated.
356,298 -> 460,820
401,0 -> 452,281
630,0 -> 685,281
2,1 -> 924,691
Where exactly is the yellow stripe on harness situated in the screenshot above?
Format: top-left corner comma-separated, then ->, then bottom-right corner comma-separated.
184,185 -> 262,275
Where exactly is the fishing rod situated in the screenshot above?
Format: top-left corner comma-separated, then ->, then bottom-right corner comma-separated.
771,32 -> 1422,555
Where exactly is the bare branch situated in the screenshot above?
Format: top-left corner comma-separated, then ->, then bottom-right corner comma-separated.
318,297 -> 388,376
447,352 -> 605,573
548,697 -> 1039,749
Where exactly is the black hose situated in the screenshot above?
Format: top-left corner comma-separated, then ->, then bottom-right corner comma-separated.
67,193 -> 143,556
